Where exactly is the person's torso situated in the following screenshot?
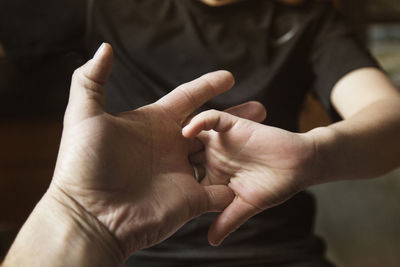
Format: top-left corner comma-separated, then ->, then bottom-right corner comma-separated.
86,0 -> 330,265
86,0 -> 325,131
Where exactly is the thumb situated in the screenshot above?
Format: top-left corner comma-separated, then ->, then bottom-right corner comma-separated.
185,185 -> 233,229
207,196 -> 262,246
65,43 -> 114,124
203,185 -> 235,212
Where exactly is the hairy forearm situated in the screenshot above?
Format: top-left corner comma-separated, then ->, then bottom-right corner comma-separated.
2,187 -> 124,267
308,98 -> 400,185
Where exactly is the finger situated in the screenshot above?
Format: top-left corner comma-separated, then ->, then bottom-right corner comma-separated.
156,71 -> 234,122
207,196 -> 262,246
189,185 -> 233,222
203,185 -> 234,212
182,110 -> 239,138
192,164 -> 206,182
224,101 -> 267,123
200,176 -> 212,186
188,137 -> 204,154
66,43 -> 114,123
197,165 -> 206,182
183,101 -> 265,135
189,151 -> 205,165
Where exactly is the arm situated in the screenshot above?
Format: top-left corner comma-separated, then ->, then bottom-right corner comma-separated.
310,67 -> 400,183
2,190 -> 124,267
183,67 -> 400,246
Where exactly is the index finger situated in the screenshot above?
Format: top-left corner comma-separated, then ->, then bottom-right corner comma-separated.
156,70 -> 235,122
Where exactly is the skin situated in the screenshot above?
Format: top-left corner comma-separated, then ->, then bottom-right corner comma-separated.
200,0 -> 243,6
3,1 -> 400,265
183,67 -> 400,246
2,44 -> 266,266
200,0 -> 304,6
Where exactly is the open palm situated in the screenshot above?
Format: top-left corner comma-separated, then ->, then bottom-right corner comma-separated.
183,109 -> 317,246
50,44 -> 244,256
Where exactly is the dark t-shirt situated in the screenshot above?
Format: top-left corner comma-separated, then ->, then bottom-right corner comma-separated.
84,1 -> 378,266
86,0 -> 377,128
0,0 -> 378,265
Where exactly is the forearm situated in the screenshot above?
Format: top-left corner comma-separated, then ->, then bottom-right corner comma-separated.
2,186 -> 124,267
308,97 -> 400,185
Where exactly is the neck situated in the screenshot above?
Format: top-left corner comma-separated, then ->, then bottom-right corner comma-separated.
199,0 -> 242,6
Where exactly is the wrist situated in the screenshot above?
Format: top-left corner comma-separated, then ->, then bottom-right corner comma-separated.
48,185 -> 126,264
305,126 -> 339,186
3,185 -> 125,267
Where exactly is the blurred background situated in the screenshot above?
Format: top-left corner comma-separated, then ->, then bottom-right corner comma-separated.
0,0 -> 399,266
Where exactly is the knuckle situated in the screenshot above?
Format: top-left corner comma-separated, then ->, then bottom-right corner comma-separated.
72,67 -> 83,81
202,109 -> 217,118
73,68 -> 101,93
199,75 -> 218,96
180,87 -> 199,110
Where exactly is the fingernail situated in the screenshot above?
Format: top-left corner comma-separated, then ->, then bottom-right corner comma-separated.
93,43 -> 106,59
182,126 -> 189,136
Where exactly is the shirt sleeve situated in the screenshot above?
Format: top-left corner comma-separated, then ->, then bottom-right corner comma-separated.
309,3 -> 380,120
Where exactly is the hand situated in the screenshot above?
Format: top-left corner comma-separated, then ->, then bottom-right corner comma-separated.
48,43 -> 242,257
183,109 -> 317,246
3,43 -> 270,267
